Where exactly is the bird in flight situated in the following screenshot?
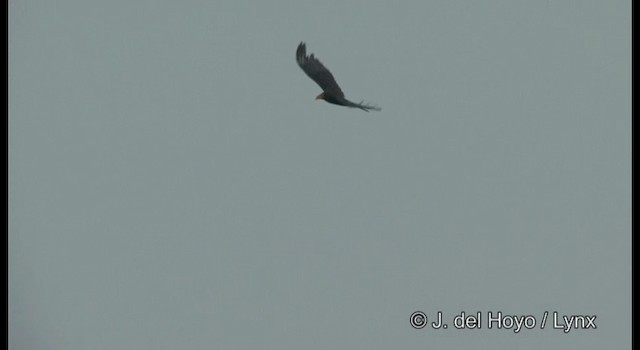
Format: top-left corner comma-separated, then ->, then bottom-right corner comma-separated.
296,42 -> 381,112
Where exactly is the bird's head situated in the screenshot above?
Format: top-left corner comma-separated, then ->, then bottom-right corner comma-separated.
315,92 -> 325,101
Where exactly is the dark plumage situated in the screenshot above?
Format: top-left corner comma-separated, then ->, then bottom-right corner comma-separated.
296,42 -> 381,112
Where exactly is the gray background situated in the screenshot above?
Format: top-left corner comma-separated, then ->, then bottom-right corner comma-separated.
9,0 -> 631,349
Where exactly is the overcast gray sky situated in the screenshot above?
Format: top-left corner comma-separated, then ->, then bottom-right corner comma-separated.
9,1 -> 630,349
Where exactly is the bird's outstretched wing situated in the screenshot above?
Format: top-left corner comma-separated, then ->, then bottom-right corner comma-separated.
342,99 -> 382,112
296,42 -> 344,98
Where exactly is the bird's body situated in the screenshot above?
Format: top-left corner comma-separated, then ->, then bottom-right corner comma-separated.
296,42 -> 381,112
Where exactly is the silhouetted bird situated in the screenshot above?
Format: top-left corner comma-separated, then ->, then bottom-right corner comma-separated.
296,42 -> 381,112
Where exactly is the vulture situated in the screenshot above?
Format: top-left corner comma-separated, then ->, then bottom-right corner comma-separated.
296,42 -> 381,112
